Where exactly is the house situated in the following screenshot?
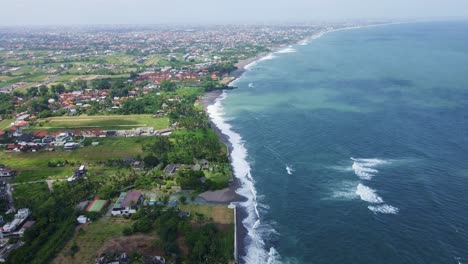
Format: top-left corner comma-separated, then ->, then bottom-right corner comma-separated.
74,165 -> 86,177
157,128 -> 173,136
111,192 -> 143,216
55,132 -> 72,143
164,164 -> 182,174
1,208 -> 30,233
77,215 -> 89,224
5,144 -> 20,151
17,133 -> 35,144
16,114 -> 30,121
0,165 -> 14,178
123,157 -> 137,164
64,142 -> 80,150
42,135 -> 55,144
192,164 -> 201,171
33,131 -> 48,139
132,161 -> 145,170
15,121 -> 29,130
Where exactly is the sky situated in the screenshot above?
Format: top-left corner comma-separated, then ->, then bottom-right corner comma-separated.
1,0 -> 468,25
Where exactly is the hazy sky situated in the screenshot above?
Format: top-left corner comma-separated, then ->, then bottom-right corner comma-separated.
1,0 -> 468,25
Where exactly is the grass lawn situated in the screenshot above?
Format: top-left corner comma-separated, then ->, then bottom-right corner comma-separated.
1,137 -> 152,182
179,204 -> 234,225
12,182 -> 50,209
0,119 -> 13,130
203,165 -> 232,184
53,218 -> 133,264
13,167 -> 70,183
31,115 -> 169,131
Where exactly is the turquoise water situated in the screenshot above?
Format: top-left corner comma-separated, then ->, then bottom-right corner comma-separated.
213,21 -> 468,263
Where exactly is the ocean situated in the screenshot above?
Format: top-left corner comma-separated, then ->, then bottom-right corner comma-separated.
207,21 -> 468,264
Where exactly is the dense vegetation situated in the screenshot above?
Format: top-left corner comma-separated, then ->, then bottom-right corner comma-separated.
125,205 -> 233,263
7,181 -> 96,264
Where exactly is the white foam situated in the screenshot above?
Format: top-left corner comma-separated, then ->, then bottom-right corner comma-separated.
259,54 -> 277,61
275,46 -> 297,54
267,247 -> 281,264
286,165 -> 294,175
356,183 -> 383,203
350,158 -> 389,180
329,165 -> 354,172
248,82 -> 255,88
207,91 -> 280,263
245,53 -> 277,70
352,162 -> 378,180
368,204 -> 399,214
329,181 -> 360,200
351,158 -> 390,165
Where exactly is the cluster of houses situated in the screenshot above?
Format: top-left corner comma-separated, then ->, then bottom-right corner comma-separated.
3,131 -> 80,152
3,125 -> 175,152
111,192 -> 143,216
137,68 -> 214,85
0,209 -> 33,262
55,89 -> 110,112
0,208 -> 33,236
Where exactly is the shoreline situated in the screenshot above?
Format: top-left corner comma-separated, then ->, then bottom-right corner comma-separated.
200,21 -> 405,263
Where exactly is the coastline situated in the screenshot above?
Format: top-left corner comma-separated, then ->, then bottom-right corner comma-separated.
199,21 -> 405,264
199,27 -> 356,264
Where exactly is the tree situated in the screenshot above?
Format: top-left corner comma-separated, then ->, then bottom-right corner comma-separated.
160,80 -> 177,92
143,155 -> 159,168
132,217 -> 152,233
149,137 -> 173,162
130,72 -> 139,79
27,87 -> 39,98
51,84 -> 65,94
29,97 -> 49,113
201,76 -> 218,91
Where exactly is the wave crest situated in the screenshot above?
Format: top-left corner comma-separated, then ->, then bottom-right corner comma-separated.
207,92 -> 280,263
356,183 -> 383,203
368,204 -> 399,214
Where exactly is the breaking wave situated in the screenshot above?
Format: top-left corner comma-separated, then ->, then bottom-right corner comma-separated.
351,158 -> 389,180
368,204 -> 400,214
207,92 -> 280,264
245,54 -> 277,70
286,165 -> 294,175
276,46 -> 298,54
350,158 -> 399,214
356,183 -> 383,203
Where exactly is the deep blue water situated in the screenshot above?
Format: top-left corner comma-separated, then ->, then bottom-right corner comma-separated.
220,21 -> 468,263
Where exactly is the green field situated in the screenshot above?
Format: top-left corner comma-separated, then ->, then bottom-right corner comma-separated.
203,164 -> 232,184
0,119 -> 13,130
2,137 -> 155,183
31,115 -> 169,131
179,204 -> 234,225
53,218 -> 133,264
